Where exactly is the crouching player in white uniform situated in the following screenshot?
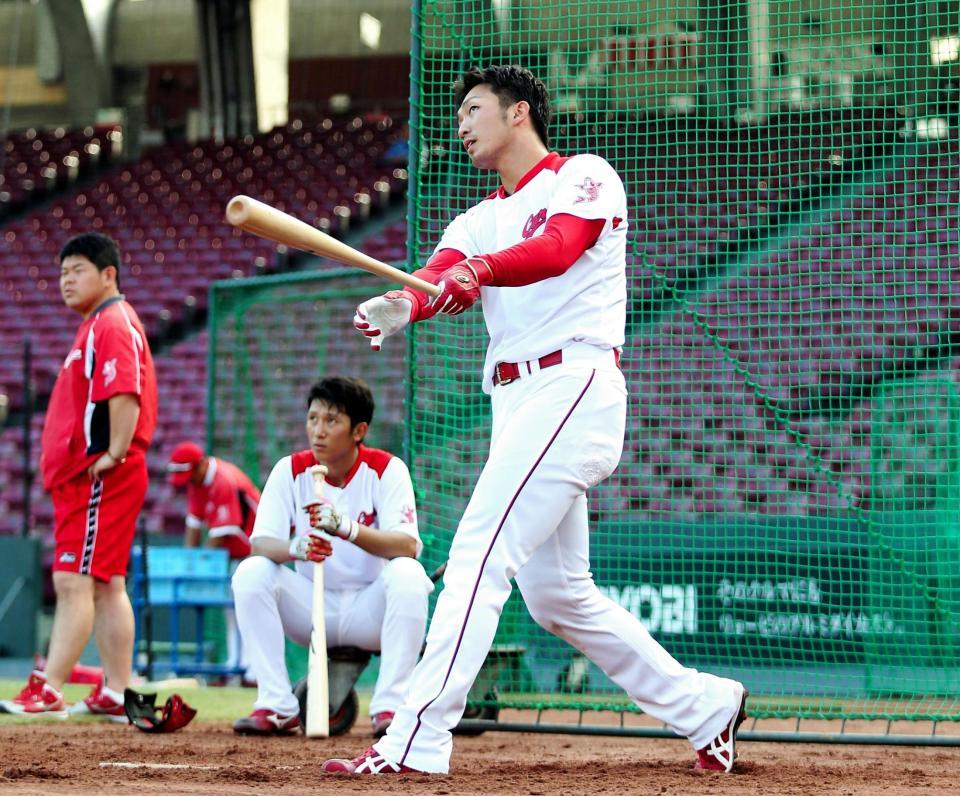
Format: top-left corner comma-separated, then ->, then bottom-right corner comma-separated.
231,376 -> 434,736
325,65 -> 747,775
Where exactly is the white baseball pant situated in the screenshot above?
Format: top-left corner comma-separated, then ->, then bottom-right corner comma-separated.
231,555 -> 433,717
375,348 -> 743,772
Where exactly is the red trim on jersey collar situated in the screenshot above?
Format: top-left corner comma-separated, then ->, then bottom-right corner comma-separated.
491,152 -> 569,199
335,446 -> 365,487
338,444 -> 392,485
289,444 -> 393,487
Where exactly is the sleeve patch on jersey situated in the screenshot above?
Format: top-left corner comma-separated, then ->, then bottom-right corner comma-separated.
574,177 -> 603,204
102,358 -> 118,387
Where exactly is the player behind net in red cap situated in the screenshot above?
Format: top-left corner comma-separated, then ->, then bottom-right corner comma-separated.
166,440 -> 260,562
326,65 -> 747,776
166,440 -> 262,683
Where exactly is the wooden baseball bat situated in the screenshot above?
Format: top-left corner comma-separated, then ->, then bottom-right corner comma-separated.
306,464 -> 330,738
225,195 -> 440,296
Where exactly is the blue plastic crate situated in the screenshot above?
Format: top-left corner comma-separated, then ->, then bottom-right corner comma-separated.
143,547 -> 231,605
147,547 -> 227,576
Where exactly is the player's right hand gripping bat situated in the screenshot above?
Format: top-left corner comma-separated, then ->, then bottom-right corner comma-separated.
225,195 -> 440,297
306,464 -> 330,738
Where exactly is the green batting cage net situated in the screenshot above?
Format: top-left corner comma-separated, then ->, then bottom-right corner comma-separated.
209,0 -> 960,738
208,271 -> 409,477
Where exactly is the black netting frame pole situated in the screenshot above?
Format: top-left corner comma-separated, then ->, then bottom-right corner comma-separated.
21,338 -> 33,537
138,519 -> 154,682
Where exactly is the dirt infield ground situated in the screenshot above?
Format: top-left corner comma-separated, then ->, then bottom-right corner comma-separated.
1,718 -> 958,796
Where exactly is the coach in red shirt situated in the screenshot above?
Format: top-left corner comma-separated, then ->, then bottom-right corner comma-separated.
0,233 -> 157,720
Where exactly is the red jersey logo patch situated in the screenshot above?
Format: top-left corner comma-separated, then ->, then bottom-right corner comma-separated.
102,358 -> 118,387
522,208 -> 547,239
358,509 -> 377,527
574,177 -> 602,203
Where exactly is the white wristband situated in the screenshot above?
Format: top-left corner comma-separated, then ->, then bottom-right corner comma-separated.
344,519 -> 360,543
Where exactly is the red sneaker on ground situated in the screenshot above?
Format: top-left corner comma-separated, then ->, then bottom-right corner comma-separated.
322,746 -> 420,774
0,671 -> 68,718
695,687 -> 749,772
232,708 -> 300,735
371,710 -> 394,738
68,682 -> 128,722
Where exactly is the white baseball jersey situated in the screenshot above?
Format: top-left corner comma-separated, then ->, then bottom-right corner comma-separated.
435,152 -> 628,392
251,445 -> 420,591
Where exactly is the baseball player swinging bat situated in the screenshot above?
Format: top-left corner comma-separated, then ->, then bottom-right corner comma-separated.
225,195 -> 440,297
307,464 -> 330,737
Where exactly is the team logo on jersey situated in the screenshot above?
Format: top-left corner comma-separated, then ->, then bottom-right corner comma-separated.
522,208 -> 547,239
63,348 -> 82,370
59,552 -> 77,564
574,177 -> 602,204
101,358 -> 118,387
216,505 -> 230,522
401,505 -> 416,524
358,510 -> 377,527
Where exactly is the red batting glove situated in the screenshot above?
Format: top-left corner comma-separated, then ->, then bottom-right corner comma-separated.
430,257 -> 494,316
305,534 -> 333,563
288,532 -> 334,563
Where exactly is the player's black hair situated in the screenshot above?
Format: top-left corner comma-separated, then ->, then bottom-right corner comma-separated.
59,233 -> 123,291
454,65 -> 551,148
306,376 -> 375,429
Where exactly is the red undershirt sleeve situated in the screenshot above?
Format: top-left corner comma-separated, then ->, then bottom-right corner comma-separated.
399,213 -> 604,320
483,213 -> 605,287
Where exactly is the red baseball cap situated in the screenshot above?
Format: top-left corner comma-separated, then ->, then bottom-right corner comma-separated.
166,441 -> 204,486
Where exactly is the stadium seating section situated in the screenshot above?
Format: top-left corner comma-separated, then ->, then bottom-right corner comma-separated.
1,125 -> 122,218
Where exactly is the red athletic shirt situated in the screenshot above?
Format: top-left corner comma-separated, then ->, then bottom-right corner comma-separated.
186,457 -> 261,538
41,296 -> 158,490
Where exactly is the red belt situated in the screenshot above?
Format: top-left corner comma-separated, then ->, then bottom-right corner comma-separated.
493,350 -> 563,386
493,348 -> 622,387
